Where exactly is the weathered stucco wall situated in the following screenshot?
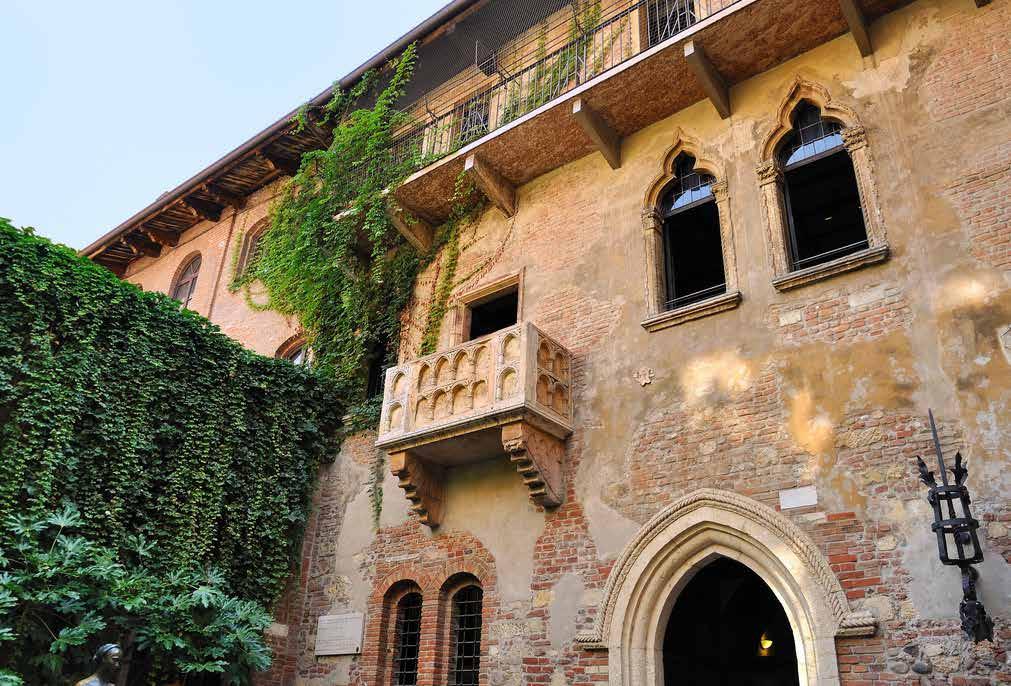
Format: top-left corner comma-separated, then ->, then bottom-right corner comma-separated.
123,0 -> 1011,683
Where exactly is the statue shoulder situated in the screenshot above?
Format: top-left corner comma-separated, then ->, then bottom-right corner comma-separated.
74,677 -> 102,686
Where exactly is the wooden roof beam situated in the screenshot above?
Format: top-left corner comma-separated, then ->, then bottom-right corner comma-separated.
838,0 -> 873,56
464,153 -> 516,218
121,235 -> 161,259
181,197 -> 224,223
571,98 -> 621,169
202,183 -> 245,210
142,227 -> 179,247
259,149 -> 300,176
684,40 -> 731,119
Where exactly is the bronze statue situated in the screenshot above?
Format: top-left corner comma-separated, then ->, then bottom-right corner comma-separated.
75,644 -> 122,686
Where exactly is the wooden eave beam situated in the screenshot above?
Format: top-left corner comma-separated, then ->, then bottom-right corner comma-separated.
181,197 -> 224,223
259,149 -> 300,177
386,200 -> 434,253
142,227 -> 179,247
838,0 -> 873,56
571,98 -> 621,169
464,154 -> 517,218
202,183 -> 245,210
684,40 -> 731,119
121,235 -> 161,259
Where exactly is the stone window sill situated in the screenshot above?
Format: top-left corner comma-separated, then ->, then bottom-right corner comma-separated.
772,245 -> 889,292
641,291 -> 742,332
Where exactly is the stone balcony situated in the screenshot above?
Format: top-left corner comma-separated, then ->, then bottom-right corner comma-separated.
376,322 -> 573,526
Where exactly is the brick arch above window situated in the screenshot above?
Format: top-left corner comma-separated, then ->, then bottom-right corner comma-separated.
275,333 -> 310,366
640,128 -> 741,332
756,78 -> 889,290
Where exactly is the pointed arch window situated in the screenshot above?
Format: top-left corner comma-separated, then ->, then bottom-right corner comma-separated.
171,255 -> 201,309
659,154 -> 726,310
392,592 -> 423,686
756,83 -> 889,291
448,585 -> 483,686
778,102 -> 868,271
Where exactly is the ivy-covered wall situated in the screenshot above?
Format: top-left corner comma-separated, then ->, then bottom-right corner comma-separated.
0,218 -> 342,608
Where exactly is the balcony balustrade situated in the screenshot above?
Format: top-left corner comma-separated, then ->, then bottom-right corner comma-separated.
376,322 -> 573,526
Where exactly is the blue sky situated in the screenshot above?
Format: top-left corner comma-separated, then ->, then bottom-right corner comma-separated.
0,0 -> 448,249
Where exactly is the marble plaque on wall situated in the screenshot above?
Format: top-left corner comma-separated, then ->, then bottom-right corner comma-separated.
314,613 -> 364,656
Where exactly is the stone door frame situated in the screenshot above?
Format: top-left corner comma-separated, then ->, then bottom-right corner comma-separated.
575,488 -> 876,686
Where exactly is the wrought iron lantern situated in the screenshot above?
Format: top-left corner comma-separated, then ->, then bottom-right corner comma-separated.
915,410 -> 993,643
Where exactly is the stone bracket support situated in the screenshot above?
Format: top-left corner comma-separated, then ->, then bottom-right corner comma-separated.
571,98 -> 622,169
838,0 -> 873,56
684,41 -> 731,119
386,200 -> 434,253
389,451 -> 446,527
501,420 -> 565,508
464,154 -> 517,218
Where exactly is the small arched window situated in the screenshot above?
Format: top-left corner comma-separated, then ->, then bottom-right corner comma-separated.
448,585 -> 483,686
171,255 -> 201,308
659,154 -> 726,310
277,338 -> 309,367
237,219 -> 268,275
778,102 -> 868,271
392,592 -> 423,686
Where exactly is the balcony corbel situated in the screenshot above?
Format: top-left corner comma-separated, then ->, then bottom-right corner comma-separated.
502,420 -> 564,508
571,98 -> 621,170
385,199 -> 434,253
684,40 -> 731,120
464,154 -> 517,218
838,0 -> 873,56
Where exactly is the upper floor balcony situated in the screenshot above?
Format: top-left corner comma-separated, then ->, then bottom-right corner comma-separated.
376,322 -> 573,526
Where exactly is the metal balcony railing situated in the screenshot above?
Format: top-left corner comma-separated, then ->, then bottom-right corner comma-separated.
340,0 -> 741,196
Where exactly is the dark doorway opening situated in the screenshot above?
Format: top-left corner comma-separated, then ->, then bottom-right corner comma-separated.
468,288 -> 518,340
663,557 -> 799,686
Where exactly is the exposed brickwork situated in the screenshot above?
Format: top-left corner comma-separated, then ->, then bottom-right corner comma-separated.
924,0 -> 1011,122
945,140 -> 1011,271
769,282 -> 913,345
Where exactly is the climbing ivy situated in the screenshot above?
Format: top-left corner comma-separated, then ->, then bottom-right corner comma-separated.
0,218 -> 342,614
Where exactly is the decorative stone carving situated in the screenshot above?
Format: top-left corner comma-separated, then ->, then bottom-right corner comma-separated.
640,128 -> 742,328
758,78 -> 889,291
575,488 -> 875,685
501,420 -> 565,507
389,451 -> 446,527
377,322 -> 573,525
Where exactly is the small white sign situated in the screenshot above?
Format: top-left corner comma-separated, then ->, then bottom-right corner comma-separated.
779,485 -> 818,510
315,613 -> 364,656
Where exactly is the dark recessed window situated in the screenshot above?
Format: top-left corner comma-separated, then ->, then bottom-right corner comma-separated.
644,0 -> 697,47
660,154 -> 726,310
366,341 -> 388,398
468,288 -> 518,340
171,256 -> 201,309
780,102 -> 868,271
448,586 -> 483,686
393,592 -> 423,686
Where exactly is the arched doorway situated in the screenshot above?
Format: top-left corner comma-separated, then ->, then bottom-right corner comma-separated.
662,557 -> 799,686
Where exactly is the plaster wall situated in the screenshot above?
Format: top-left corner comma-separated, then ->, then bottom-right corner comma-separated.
121,0 -> 1011,683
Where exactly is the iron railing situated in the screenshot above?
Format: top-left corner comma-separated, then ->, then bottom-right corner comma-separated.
342,0 -> 741,196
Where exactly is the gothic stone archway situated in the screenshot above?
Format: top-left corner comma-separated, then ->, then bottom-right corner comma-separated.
575,489 -> 875,686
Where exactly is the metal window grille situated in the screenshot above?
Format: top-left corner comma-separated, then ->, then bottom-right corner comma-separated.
644,0 -> 698,47
393,593 -> 423,686
171,256 -> 201,308
448,586 -> 483,686
779,101 -> 844,169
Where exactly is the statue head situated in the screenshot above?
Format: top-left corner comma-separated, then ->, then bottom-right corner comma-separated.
93,644 -> 122,680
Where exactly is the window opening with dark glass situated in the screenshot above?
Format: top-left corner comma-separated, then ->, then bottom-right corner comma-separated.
644,0 -> 697,47
284,343 -> 308,367
660,154 -> 726,311
779,102 -> 868,271
366,340 -> 388,399
448,586 -> 483,686
171,256 -> 201,309
392,593 -> 423,686
468,288 -> 518,340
